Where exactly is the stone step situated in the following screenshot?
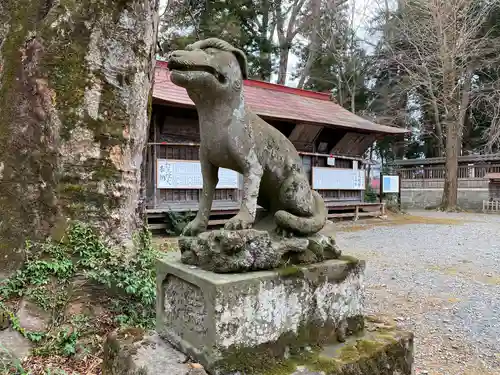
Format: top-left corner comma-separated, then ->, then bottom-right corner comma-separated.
0,328 -> 33,373
102,329 -> 207,375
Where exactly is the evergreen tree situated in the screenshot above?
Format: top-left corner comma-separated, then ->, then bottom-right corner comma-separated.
160,0 -> 277,81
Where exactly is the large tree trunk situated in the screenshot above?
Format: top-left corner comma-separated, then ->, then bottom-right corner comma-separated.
0,0 -> 159,277
277,45 -> 290,85
441,118 -> 460,210
258,0 -> 273,81
440,70 -> 471,211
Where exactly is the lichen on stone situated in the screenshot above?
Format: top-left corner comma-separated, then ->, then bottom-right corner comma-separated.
179,229 -> 342,273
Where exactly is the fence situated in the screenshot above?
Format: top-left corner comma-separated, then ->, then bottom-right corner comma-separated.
484,200 -> 500,212
399,164 -> 500,180
395,163 -> 500,210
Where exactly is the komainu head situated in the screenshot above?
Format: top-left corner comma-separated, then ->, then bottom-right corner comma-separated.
167,38 -> 248,94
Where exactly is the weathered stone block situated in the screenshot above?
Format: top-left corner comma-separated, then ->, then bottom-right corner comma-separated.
279,318 -> 414,375
102,328 -> 208,375
103,318 -> 413,375
156,252 -> 365,374
302,319 -> 414,375
0,328 -> 32,372
17,298 -> 51,332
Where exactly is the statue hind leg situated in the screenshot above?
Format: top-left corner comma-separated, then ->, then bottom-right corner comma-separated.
275,174 -> 316,236
279,174 -> 315,216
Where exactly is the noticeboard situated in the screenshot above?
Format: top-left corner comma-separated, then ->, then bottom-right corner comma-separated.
381,175 -> 400,194
156,159 -> 240,189
312,167 -> 365,190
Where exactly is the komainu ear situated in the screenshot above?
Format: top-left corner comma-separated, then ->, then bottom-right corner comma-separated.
231,48 -> 248,80
186,38 -> 249,80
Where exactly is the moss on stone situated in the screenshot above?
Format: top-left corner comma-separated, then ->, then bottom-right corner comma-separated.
215,315 -> 365,375
0,307 -> 10,330
338,255 -> 360,265
355,338 -> 387,356
277,265 -> 304,277
207,316 -> 415,375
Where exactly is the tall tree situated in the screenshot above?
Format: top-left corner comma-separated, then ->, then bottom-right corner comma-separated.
295,0 -> 370,114
0,0 -> 159,276
376,0 -> 500,210
274,0 -> 314,84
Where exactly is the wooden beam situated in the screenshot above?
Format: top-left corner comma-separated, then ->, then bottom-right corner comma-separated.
289,123 -> 324,142
330,132 -> 376,156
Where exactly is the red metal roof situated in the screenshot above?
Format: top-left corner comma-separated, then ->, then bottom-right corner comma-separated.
153,61 -> 407,135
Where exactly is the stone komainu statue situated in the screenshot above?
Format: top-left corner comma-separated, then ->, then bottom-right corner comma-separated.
168,38 -> 327,238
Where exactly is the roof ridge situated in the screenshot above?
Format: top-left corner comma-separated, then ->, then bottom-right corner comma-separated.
153,61 -> 408,135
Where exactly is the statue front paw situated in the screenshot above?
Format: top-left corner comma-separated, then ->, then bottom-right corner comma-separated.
224,213 -> 253,230
181,218 -> 207,237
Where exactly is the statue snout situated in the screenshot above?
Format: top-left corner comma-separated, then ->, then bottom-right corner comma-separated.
167,50 -> 186,63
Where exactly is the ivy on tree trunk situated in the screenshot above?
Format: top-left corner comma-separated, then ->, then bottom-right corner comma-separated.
0,0 -> 159,277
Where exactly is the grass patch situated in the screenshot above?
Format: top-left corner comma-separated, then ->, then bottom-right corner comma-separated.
0,221 -> 159,375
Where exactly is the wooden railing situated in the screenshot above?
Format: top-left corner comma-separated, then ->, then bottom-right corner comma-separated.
399,164 -> 500,180
484,200 -> 500,212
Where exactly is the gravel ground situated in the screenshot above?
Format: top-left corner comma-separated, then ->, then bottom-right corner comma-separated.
331,211 -> 500,375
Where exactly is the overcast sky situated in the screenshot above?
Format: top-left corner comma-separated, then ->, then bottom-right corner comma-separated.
158,0 -> 387,86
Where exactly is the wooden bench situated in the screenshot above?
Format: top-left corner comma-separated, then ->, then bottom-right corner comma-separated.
325,201 -> 386,221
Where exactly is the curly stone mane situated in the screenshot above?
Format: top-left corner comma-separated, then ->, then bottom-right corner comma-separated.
186,38 -> 248,80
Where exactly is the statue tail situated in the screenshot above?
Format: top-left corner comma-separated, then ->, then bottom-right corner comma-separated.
274,191 -> 327,235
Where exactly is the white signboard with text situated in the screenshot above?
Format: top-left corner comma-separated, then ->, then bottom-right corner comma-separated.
312,167 -> 365,190
156,159 -> 240,189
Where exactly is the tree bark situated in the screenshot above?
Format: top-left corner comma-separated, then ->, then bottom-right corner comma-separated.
258,0 -> 273,81
440,69 -> 472,211
441,118 -> 460,210
277,45 -> 290,85
0,0 -> 159,276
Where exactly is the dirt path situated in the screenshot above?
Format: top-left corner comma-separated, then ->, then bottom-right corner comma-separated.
330,211 -> 500,375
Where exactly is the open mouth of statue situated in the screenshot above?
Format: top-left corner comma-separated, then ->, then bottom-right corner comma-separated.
168,61 -> 226,84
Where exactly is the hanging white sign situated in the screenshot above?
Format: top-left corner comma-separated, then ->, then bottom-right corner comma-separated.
156,159 -> 240,189
312,167 -> 365,190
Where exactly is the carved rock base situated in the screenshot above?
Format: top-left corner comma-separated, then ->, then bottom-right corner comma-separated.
178,229 -> 341,273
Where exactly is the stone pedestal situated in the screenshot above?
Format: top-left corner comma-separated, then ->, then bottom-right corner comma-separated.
156,253 -> 366,374
102,319 -> 414,375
